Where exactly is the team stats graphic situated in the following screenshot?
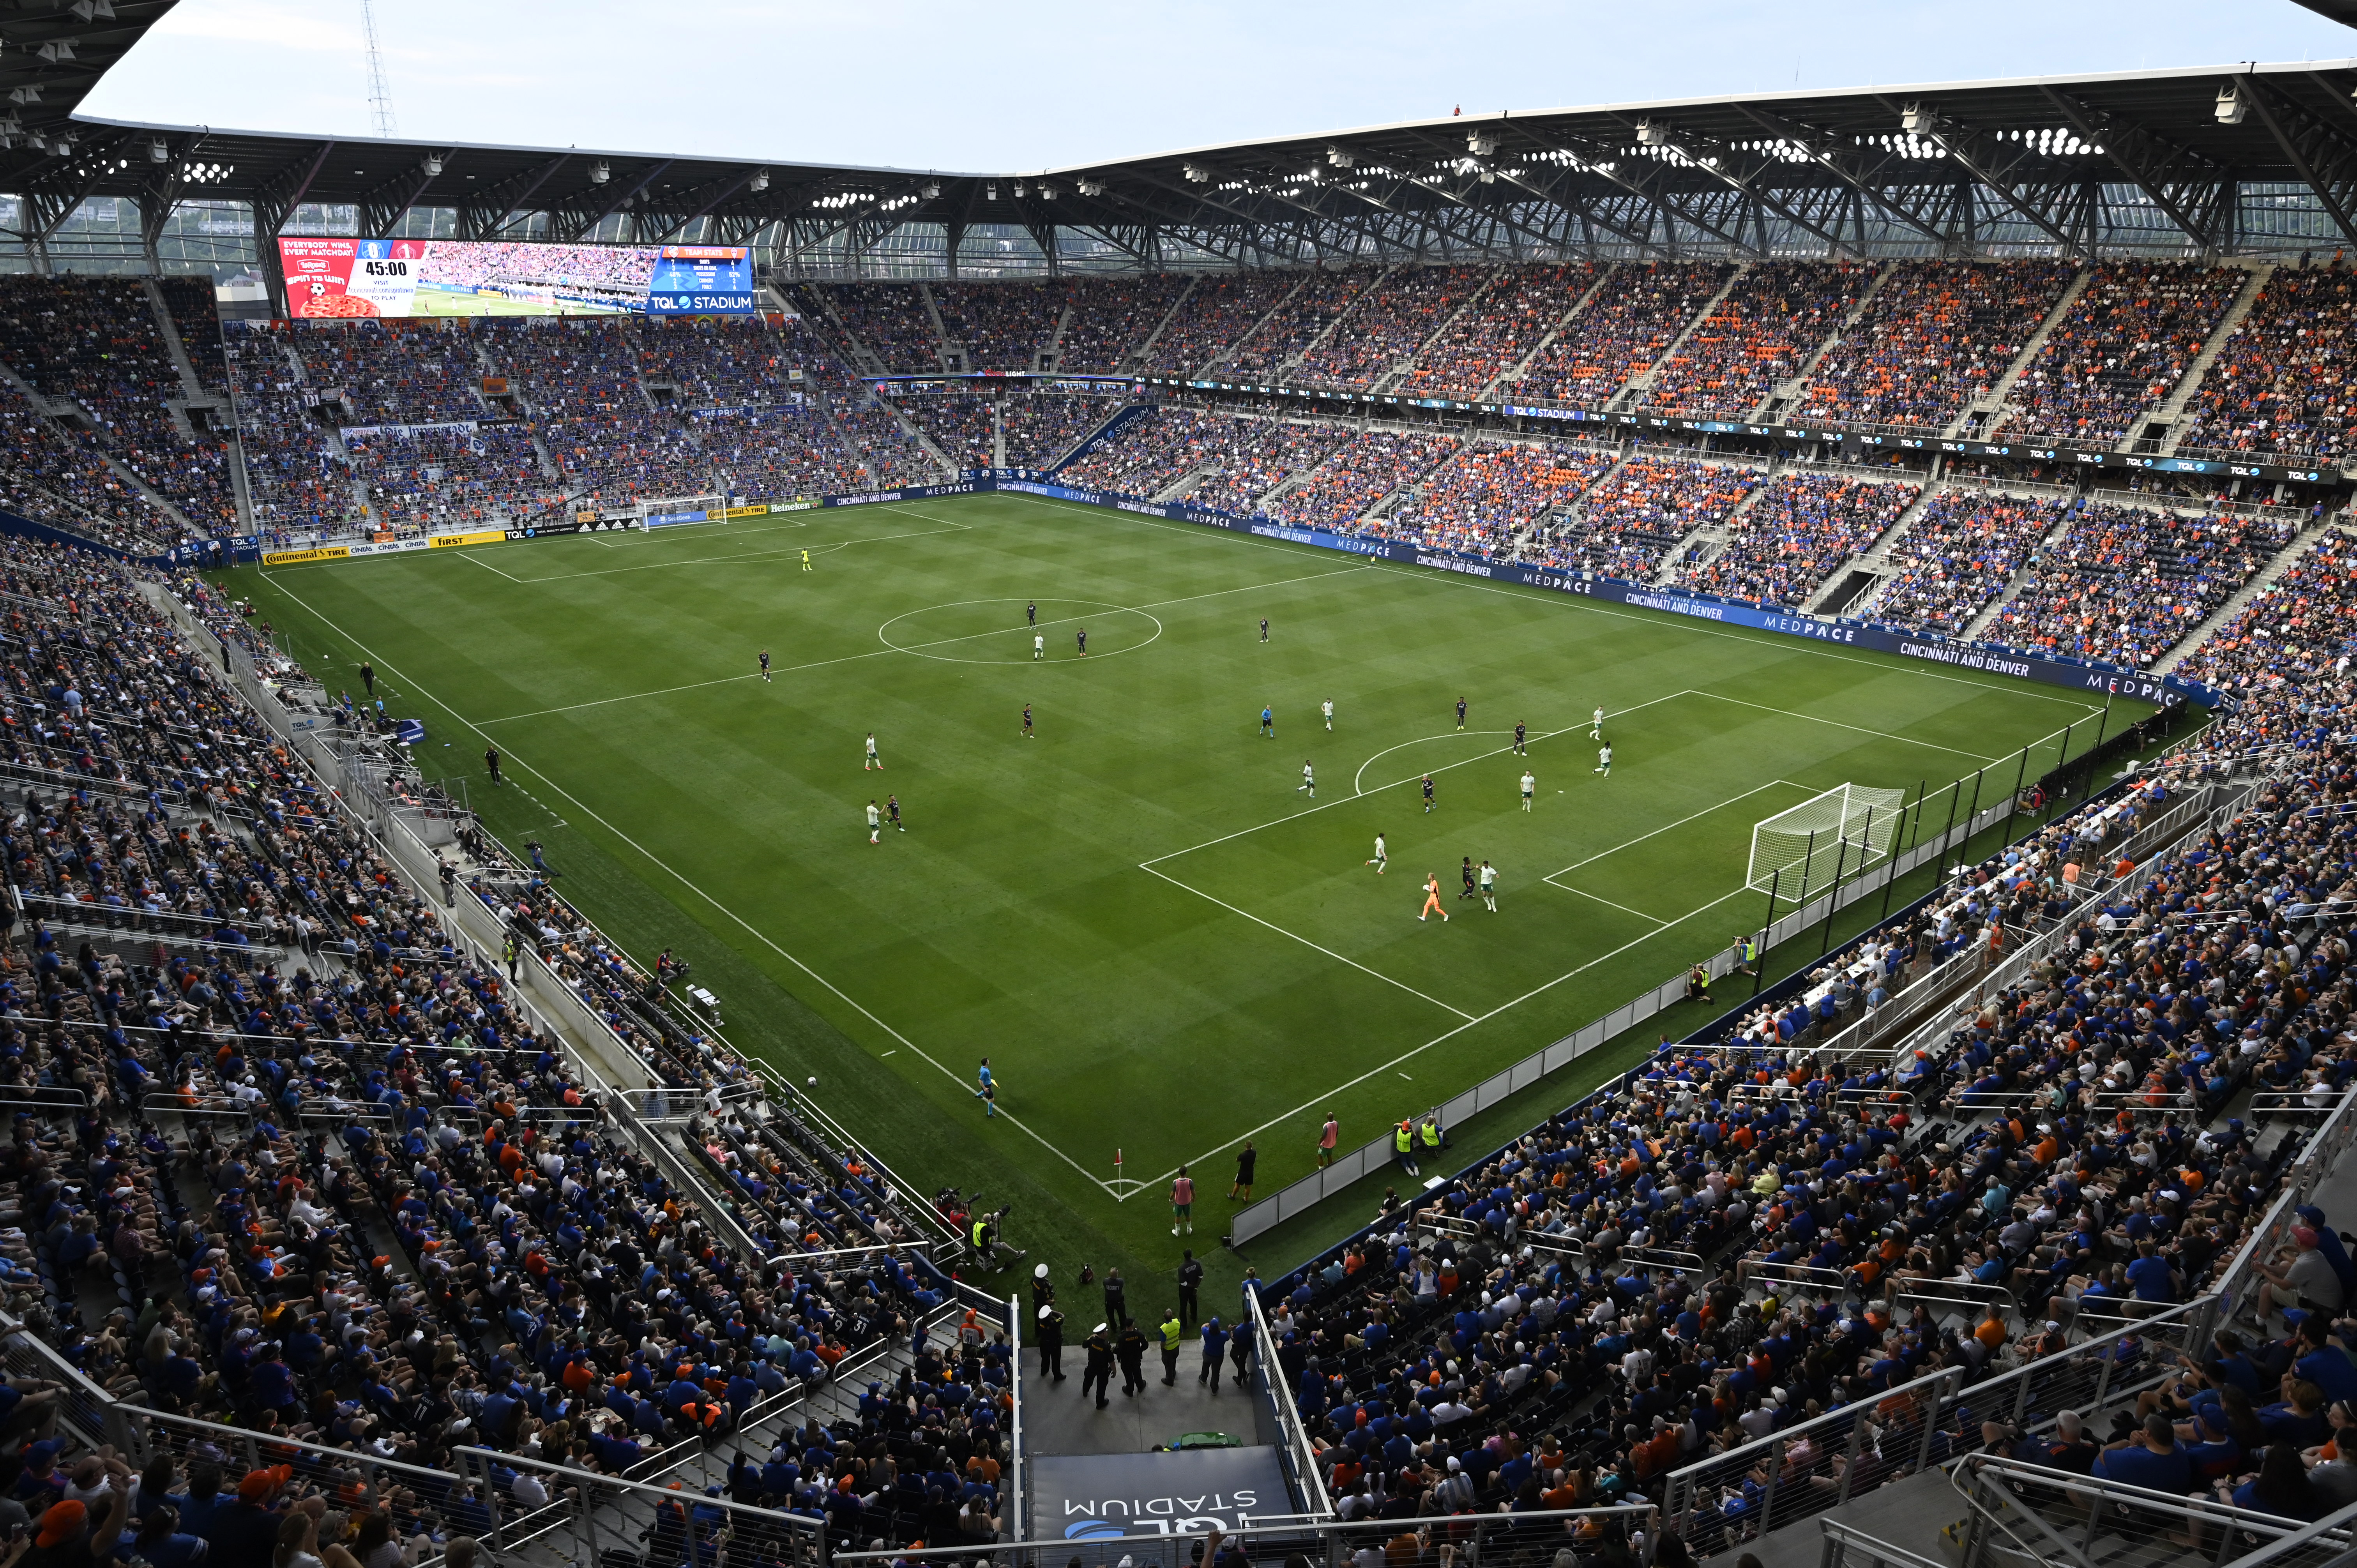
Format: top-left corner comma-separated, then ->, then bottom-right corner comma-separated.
277,238 -> 756,318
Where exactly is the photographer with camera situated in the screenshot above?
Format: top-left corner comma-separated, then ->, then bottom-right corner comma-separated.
966,1200 -> 1027,1269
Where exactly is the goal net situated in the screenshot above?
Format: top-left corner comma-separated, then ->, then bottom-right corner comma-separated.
1748,784 -> 1909,902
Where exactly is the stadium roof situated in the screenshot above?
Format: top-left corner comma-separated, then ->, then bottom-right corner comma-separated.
20,17 -> 2357,271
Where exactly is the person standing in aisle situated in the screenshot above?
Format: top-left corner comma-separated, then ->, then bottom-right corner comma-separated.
1081,1325 -> 1115,1409
1178,1250 -> 1203,1327
1036,1303 -> 1065,1382
1170,1167 -> 1195,1236
1199,1318 -> 1230,1392
1103,1266 -> 1127,1328
1159,1308 -> 1184,1386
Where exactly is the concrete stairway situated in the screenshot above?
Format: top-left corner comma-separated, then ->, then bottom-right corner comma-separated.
1798,478 -> 1946,613
1614,263 -> 1750,410
2152,263 -> 2273,455
1273,263 -> 1404,380
1371,263 -> 1508,394
1197,270 -> 1313,379
1747,259 -> 1898,423
1478,265 -> 1618,402
1120,275 -> 1197,372
1649,476 -> 1775,585
2153,516 -> 2345,674
1943,264 -> 2096,440
1955,502 -> 2083,642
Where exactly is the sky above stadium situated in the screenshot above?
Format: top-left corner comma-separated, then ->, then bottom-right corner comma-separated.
85,0 -> 2357,173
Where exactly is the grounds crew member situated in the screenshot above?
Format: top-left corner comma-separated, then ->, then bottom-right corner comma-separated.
1116,1319 -> 1149,1396
1394,1119 -> 1419,1176
1036,1303 -> 1066,1382
1159,1308 -> 1184,1385
1082,1324 -> 1116,1409
1417,1115 -> 1444,1164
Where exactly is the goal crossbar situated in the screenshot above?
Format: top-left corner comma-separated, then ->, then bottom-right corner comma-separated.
1748,784 -> 1907,903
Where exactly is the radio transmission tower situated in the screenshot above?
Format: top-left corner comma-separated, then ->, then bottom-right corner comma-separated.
359,0 -> 397,137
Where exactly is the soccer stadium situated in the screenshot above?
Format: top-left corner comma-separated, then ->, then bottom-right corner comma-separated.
3,4 -> 2357,1568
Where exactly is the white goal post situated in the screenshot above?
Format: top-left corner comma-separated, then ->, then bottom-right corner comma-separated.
1747,784 -> 1909,903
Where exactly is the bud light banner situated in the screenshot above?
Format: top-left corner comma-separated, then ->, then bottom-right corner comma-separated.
1030,1446 -> 1298,1546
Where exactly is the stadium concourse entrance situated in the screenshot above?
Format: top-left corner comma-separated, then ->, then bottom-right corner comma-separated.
1018,1332 -> 1283,1459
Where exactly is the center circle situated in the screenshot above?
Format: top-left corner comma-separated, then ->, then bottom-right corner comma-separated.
877,598 -> 1164,664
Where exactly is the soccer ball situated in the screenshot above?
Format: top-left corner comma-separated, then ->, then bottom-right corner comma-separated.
806,1076 -> 818,1089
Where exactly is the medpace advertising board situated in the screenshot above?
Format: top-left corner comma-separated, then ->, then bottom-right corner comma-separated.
276,238 -> 756,319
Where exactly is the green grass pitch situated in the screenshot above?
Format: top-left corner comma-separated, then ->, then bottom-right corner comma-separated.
225,491 -> 2151,1297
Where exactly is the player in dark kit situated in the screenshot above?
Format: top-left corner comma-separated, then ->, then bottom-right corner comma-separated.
1021,704 -> 1034,738
759,649 -> 772,683
1461,857 -> 1477,899
1456,696 -> 1468,731
485,745 -> 502,785
886,795 -> 904,832
1260,618 -> 1269,642
1027,602 -> 1037,626
1422,774 -> 1435,813
1076,628 -> 1087,655
1513,720 -> 1527,756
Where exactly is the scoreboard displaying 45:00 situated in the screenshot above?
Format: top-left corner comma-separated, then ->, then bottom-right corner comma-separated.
277,238 -> 756,319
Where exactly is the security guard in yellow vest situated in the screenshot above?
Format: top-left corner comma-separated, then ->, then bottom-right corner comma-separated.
1417,1116 -> 1444,1161
1394,1119 -> 1418,1176
1159,1309 -> 1183,1385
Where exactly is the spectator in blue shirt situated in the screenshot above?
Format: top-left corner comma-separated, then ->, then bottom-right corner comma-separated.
2092,1414 -> 2195,1493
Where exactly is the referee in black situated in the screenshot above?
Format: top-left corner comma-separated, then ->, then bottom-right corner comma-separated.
1178,1250 -> 1203,1328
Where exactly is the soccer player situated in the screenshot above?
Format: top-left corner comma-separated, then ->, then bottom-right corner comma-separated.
1027,602 -> 1037,626
1032,632 -> 1044,660
1479,860 -> 1498,911
800,549 -> 812,572
975,1058 -> 997,1118
1513,720 -> 1527,756
1591,706 -> 1605,740
1421,774 -> 1436,814
1520,770 -> 1535,811
866,800 -> 881,844
1022,703 -> 1034,738
1298,760 -> 1315,798
1419,872 -> 1449,923
1322,698 -> 1334,731
1459,857 -> 1476,899
1456,696 -> 1468,731
886,795 -> 904,832
1596,742 -> 1613,777
1170,1166 -> 1194,1236
1260,618 -> 1269,643
1261,705 -> 1274,738
1367,832 -> 1387,874
758,649 -> 772,683
1317,1112 -> 1338,1168
1076,628 -> 1087,655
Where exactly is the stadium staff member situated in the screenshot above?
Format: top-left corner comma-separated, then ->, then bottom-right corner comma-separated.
1417,1115 -> 1444,1163
1177,1250 -> 1203,1326
1394,1119 -> 1419,1176
1081,1325 -> 1116,1409
1035,1303 -> 1065,1382
1116,1319 -> 1149,1396
1159,1308 -> 1184,1385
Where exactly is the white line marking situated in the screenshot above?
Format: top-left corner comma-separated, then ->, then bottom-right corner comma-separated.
1688,689 -> 2002,761
1145,882 -> 1758,1193
1142,693 -> 1691,870
1541,780 -> 1796,882
1351,731 -> 1513,797
458,550 -> 525,584
253,572 -> 1133,1200
1555,886 -> 1670,925
1139,863 -> 1475,1021
1397,1072 -> 1413,1080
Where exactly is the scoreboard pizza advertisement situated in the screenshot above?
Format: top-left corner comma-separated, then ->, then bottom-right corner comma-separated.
276,239 -> 756,320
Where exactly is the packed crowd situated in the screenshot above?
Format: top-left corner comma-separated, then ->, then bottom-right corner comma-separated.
1643,262 -> 1876,421
0,276 -> 239,535
931,283 -> 1065,372
1535,456 -> 1763,578
1000,396 -> 1113,470
635,317 -> 802,407
896,397 -> 995,471
1262,431 -> 1461,532
1675,472 -> 1919,609
1224,268 -> 1382,380
1524,263 -> 1736,407
824,283 -> 949,374
1294,266 -> 1488,390
1993,503 -> 2300,669
0,387 -> 185,556
2006,263 -> 2247,445
1053,274 -> 1190,374
346,427 -> 547,532
1400,263 -> 1603,398
1142,272 -> 1300,378
1865,490 -> 2070,635
222,325 -> 364,538
2175,528 -> 2357,697
1795,260 -> 2078,431
415,240 -> 657,293
1058,406 -> 1224,498
1379,440 -> 1616,556
289,321 -> 489,427
1180,418 -> 1354,516
2175,264 -> 2357,461
693,409 -> 870,500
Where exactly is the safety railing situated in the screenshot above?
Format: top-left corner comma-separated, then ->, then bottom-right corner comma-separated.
1947,1453 -> 2357,1568
1247,1271 -> 1332,1519
1818,1517 -> 1955,1568
1663,1294 -> 2209,1555
451,1443 -> 824,1568
0,1307 -> 129,1451
830,1504 -> 1659,1568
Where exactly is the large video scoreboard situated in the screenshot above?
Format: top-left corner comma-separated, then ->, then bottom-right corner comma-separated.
277,238 -> 755,319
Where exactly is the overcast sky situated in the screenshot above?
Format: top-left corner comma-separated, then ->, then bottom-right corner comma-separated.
79,0 -> 2357,173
